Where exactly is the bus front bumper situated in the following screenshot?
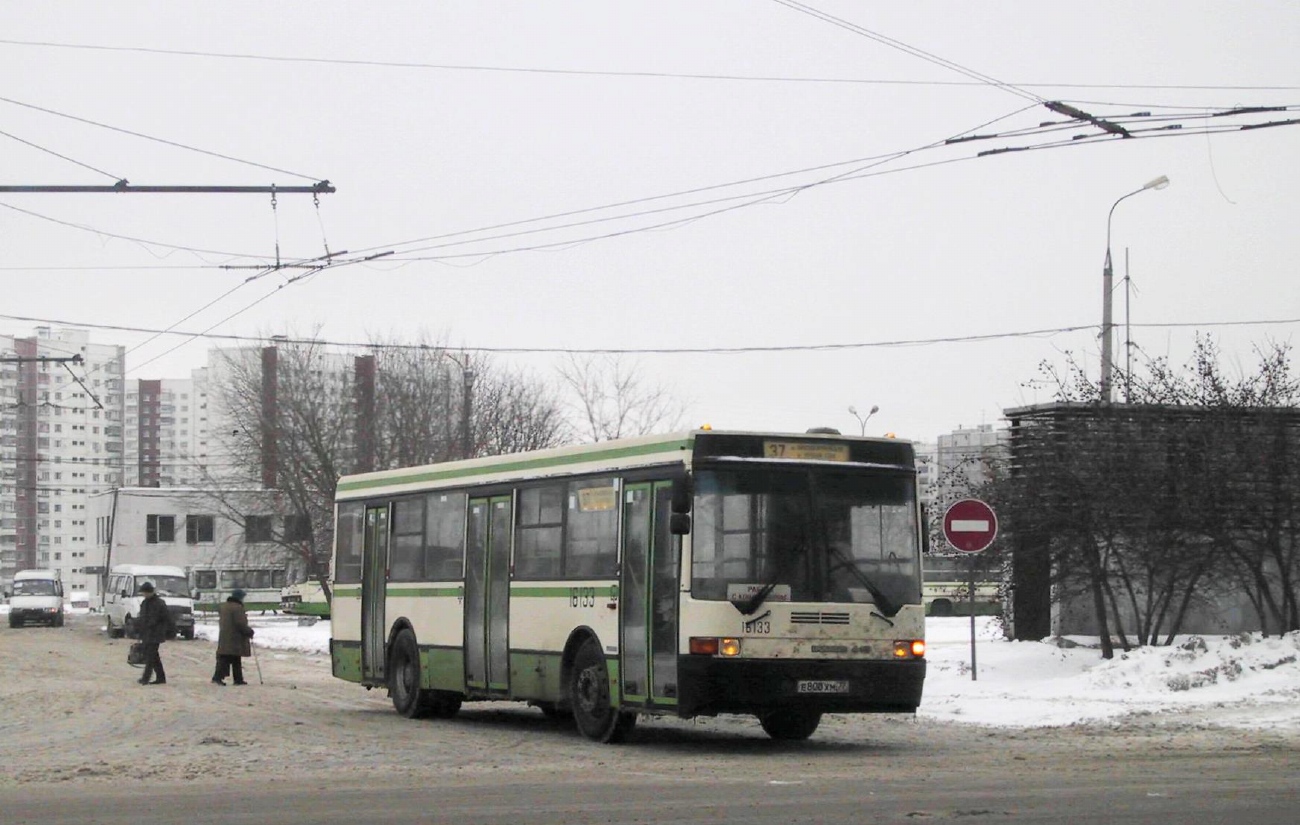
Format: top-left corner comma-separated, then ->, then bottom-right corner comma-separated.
675,656 -> 925,718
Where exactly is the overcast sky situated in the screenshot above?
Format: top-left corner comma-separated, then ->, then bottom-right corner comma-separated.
3,2 -> 1297,443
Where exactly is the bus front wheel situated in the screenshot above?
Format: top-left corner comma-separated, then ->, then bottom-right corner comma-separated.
759,709 -> 821,741
570,638 -> 636,743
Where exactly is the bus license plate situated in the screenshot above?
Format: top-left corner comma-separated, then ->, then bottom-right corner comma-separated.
797,679 -> 849,694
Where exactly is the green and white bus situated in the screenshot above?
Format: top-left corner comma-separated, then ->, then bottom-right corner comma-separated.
330,429 -> 926,742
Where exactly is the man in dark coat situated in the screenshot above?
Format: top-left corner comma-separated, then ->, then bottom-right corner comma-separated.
212,589 -> 255,686
135,581 -> 175,685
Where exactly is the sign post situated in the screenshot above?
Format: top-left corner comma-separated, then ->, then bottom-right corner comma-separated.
942,498 -> 998,681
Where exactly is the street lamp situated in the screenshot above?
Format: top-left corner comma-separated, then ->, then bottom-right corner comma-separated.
1102,174 -> 1169,402
848,404 -> 879,436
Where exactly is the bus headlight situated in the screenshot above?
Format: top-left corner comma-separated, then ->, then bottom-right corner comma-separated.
893,640 -> 925,659
689,637 -> 742,657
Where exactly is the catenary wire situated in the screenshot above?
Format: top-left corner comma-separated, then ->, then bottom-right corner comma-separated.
770,0 -> 1044,104
0,94 -> 323,182
4,39 -> 1294,93
4,312 -> 1298,356
0,128 -> 122,181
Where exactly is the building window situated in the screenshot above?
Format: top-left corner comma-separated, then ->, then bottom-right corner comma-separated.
245,515 -> 274,543
283,514 -> 312,543
146,514 -> 175,543
186,515 -> 215,544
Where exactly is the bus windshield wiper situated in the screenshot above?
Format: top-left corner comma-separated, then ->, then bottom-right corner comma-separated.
735,581 -> 778,616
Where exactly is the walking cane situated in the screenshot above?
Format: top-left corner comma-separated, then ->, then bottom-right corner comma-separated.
250,638 -> 264,685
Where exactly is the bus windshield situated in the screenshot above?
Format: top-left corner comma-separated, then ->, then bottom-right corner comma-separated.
690,467 -> 921,615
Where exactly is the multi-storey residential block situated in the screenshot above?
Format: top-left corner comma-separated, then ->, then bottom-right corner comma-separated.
0,327 -> 125,594
123,371 -> 211,488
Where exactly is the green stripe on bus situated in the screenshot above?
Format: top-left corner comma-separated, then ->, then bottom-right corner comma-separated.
387,587 -> 462,598
333,585 -> 618,598
337,437 -> 692,493
511,585 -> 618,598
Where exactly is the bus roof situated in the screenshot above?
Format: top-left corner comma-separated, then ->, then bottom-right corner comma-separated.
335,429 -> 914,500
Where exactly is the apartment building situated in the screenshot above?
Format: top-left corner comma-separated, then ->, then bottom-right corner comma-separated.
122,371 -> 212,488
0,327 -> 126,594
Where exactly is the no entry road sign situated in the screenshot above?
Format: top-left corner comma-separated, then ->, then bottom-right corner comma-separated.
942,498 -> 998,553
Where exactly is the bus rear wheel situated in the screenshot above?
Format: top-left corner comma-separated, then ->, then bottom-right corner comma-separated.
759,709 -> 822,741
570,638 -> 636,743
389,629 -> 427,719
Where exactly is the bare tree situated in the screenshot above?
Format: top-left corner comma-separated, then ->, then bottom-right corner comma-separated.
204,333 -> 571,606
557,353 -> 684,442
210,338 -> 356,603
471,361 -> 569,456
1001,338 -> 1299,657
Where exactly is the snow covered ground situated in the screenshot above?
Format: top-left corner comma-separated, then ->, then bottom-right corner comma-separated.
9,602 -> 1294,731
189,613 -> 1300,732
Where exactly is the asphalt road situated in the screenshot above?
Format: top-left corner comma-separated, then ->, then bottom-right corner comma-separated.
4,768 -> 1298,825
2,613 -> 1298,824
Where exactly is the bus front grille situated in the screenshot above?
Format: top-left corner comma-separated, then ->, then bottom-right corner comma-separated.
790,612 -> 851,625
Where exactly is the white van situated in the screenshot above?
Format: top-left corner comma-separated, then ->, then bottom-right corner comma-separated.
103,565 -> 196,640
7,569 -> 65,628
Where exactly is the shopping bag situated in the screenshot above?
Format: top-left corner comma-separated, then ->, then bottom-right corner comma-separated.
127,642 -> 145,666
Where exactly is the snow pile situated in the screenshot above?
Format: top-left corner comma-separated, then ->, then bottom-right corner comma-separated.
194,613 -> 332,655
921,618 -> 1300,729
184,613 -> 1300,731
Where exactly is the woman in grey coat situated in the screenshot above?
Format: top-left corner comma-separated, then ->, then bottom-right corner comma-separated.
211,589 -> 255,686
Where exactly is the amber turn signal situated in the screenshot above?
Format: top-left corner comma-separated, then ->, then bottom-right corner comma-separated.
893,639 -> 926,659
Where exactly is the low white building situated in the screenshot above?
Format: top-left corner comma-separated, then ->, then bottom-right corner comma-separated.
87,487 -> 305,611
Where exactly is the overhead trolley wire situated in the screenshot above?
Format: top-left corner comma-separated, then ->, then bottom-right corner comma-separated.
0,94 -> 324,182
4,312 -> 1297,357
6,38 -> 1293,93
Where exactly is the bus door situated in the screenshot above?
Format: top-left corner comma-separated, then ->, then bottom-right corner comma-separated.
620,481 -> 679,707
465,495 -> 513,695
361,505 -> 390,684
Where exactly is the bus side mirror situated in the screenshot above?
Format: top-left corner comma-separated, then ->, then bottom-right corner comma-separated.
670,513 -> 691,535
671,476 -> 693,514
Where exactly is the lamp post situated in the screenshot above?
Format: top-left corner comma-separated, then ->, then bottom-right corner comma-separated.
443,350 -> 475,459
1102,175 -> 1169,402
848,404 -> 878,436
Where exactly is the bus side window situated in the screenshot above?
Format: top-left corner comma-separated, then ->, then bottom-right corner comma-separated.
425,493 -> 467,580
334,503 -> 365,584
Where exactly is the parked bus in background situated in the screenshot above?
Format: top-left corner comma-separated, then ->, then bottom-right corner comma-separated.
280,579 -> 330,618
923,554 -> 1001,617
330,429 -> 927,743
190,566 -> 287,615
